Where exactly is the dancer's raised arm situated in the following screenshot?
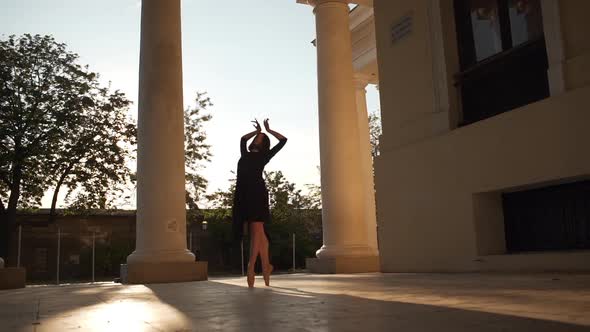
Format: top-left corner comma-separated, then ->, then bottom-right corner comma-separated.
264,119 -> 287,141
264,119 -> 287,161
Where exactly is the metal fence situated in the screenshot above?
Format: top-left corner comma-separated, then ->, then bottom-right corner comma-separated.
13,224 -> 134,284
13,225 -> 301,284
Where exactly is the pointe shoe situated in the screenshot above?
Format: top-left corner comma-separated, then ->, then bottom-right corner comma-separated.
247,268 -> 255,288
263,264 -> 273,287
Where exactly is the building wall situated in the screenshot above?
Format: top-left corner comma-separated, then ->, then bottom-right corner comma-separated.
559,0 -> 590,90
373,0 -> 590,272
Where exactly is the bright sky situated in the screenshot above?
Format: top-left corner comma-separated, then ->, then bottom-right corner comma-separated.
1,0 -> 379,209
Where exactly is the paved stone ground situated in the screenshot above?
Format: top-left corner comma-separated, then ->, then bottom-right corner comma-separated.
1,273 -> 589,332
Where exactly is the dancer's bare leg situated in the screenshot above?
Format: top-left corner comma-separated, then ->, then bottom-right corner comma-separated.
247,222 -> 261,288
246,223 -> 258,288
251,222 -> 273,286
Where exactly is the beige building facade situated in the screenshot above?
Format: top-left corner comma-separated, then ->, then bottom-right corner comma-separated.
370,0 -> 590,272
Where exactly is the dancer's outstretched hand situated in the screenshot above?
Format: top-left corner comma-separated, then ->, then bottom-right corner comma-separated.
264,118 -> 271,131
263,118 -> 286,141
252,119 -> 262,132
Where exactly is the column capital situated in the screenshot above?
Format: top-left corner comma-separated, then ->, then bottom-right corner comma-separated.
353,73 -> 372,90
296,0 -> 350,8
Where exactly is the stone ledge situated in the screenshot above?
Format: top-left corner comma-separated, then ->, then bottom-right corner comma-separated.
0,268 -> 26,290
306,256 -> 380,274
121,261 -> 208,284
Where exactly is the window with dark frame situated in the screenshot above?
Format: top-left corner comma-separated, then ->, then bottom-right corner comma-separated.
503,180 -> 590,253
453,0 -> 550,126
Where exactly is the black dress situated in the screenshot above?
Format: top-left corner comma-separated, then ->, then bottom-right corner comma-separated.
232,136 -> 287,242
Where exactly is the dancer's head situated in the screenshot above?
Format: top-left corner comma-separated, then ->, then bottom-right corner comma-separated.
249,133 -> 270,152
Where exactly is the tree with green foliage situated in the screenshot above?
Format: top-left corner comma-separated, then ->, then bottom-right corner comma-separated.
183,92 -> 213,223
0,34 -> 135,260
368,110 -> 382,159
53,85 -> 136,216
263,171 -> 322,269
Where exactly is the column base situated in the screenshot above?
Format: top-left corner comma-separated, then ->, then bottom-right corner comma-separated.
0,268 -> 26,290
121,261 -> 208,284
306,256 -> 380,274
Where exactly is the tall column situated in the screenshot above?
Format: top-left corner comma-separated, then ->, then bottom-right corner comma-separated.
302,0 -> 380,273
354,74 -> 379,254
123,0 -> 206,283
